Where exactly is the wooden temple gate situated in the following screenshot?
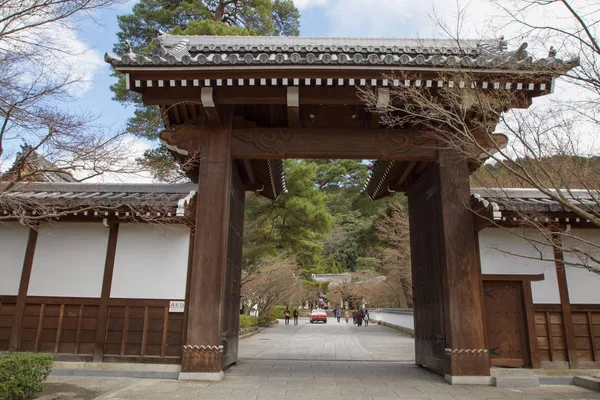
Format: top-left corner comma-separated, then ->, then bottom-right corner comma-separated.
105,35 -> 565,382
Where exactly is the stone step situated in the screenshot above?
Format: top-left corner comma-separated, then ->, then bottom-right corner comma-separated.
493,369 -> 540,387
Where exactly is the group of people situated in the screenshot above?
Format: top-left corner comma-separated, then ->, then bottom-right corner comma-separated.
331,307 -> 370,327
282,306 -> 370,327
284,308 -> 299,325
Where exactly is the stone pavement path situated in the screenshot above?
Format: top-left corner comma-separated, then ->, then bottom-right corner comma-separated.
239,318 -> 415,361
41,360 -> 600,399
38,320 -> 600,399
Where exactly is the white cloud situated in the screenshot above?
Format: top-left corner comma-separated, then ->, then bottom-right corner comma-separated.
81,136 -> 156,184
296,0 -> 497,38
53,27 -> 105,95
0,19 -> 104,97
293,0 -> 330,9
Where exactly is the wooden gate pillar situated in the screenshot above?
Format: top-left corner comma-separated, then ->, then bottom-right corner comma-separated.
179,107 -> 234,381
408,149 -> 491,385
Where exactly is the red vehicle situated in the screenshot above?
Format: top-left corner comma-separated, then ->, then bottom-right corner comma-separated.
310,309 -> 327,324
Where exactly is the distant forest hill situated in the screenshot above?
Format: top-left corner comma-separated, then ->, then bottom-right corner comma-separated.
472,156 -> 600,189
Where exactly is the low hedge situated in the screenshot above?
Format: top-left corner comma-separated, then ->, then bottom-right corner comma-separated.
239,315 -> 258,329
0,352 -> 53,400
271,305 -> 287,320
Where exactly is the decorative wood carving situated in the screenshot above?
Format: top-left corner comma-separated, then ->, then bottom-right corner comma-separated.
470,132 -> 509,160
159,125 -> 206,156
231,128 -> 437,160
232,116 -> 258,129
182,344 -> 224,373
302,105 -> 364,129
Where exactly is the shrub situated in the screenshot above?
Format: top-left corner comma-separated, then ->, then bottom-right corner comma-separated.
270,305 -> 287,320
239,315 -> 258,329
0,352 -> 53,400
355,257 -> 381,271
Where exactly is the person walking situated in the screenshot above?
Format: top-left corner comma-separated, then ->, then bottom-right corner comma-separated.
352,309 -> 357,325
293,308 -> 299,325
336,309 -> 341,323
356,307 -> 364,327
284,307 -> 291,325
364,308 -> 370,327
344,309 -> 349,323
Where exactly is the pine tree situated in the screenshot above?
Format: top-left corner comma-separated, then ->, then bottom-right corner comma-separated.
110,0 -> 300,179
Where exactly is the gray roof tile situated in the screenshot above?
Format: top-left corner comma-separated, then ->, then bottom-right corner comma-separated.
0,183 -> 197,215
471,188 -> 599,213
105,34 -> 577,71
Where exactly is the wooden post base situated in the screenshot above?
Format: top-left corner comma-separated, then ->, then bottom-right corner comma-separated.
181,344 -> 224,373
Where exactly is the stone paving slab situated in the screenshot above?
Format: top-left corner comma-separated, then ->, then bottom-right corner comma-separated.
239,318 -> 415,361
38,318 -> 600,399
41,361 -> 600,399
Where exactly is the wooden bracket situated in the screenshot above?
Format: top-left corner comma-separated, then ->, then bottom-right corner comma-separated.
370,87 -> 390,128
201,87 -> 221,126
287,87 -> 301,128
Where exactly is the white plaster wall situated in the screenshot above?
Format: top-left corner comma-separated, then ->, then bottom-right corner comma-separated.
29,223 -> 109,297
563,229 -> 600,304
0,223 -> 30,295
369,309 -> 414,330
478,228 -> 560,304
111,224 -> 189,299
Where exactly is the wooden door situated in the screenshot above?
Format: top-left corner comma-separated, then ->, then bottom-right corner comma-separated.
221,162 -> 245,369
483,281 -> 530,367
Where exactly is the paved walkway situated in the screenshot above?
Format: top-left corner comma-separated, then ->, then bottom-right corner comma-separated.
42,361 -> 600,399
38,319 -> 600,399
239,318 -> 415,361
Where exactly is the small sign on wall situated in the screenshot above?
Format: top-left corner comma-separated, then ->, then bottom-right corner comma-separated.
169,301 -> 185,313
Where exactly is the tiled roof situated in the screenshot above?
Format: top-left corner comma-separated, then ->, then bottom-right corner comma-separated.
105,34 -> 576,71
2,144 -> 76,183
471,188 -> 599,214
0,182 -> 197,217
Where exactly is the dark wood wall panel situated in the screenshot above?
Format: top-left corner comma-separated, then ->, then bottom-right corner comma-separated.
534,310 -> 568,363
1,296 -> 183,363
9,298 -> 99,356
0,297 -> 17,351
104,300 -> 183,361
573,311 -> 600,366
533,304 -> 600,368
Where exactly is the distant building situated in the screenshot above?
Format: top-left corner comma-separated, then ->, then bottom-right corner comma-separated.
2,144 -> 76,183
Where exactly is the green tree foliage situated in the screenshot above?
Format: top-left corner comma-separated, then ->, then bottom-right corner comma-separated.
111,0 -> 300,179
243,160 -> 333,277
355,257 -> 381,271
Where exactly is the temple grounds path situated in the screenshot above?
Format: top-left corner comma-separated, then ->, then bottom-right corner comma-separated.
38,320 -> 600,399
239,317 -> 415,361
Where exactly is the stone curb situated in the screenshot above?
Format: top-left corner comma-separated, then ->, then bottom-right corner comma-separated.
575,376 -> 600,391
372,320 -> 415,337
239,327 -> 263,340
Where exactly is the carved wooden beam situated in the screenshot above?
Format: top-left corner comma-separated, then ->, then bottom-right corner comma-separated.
469,131 -> 509,160
287,87 -> 301,128
201,87 -> 220,125
159,124 -> 206,156
161,125 -> 438,161
231,128 -> 437,160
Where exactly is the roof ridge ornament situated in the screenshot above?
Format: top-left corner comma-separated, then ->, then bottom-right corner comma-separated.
497,35 -> 508,51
